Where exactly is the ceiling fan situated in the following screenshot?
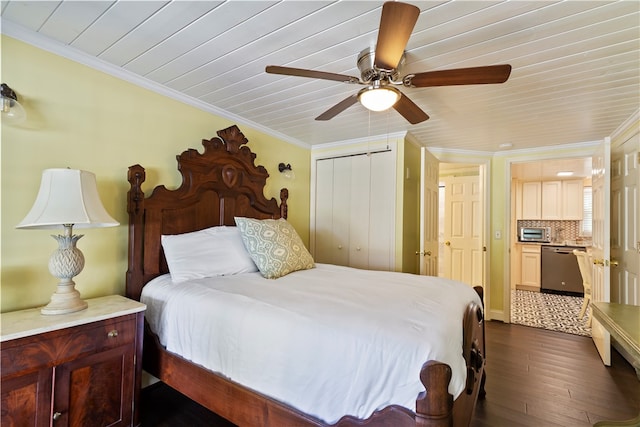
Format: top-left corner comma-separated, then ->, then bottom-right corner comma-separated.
266,1 -> 511,124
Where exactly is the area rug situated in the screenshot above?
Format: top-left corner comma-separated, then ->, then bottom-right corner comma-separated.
511,290 -> 591,337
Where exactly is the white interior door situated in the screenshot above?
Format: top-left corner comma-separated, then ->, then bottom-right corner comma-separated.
420,148 -> 439,276
591,137 -> 612,365
611,131 -> 639,305
442,174 -> 483,286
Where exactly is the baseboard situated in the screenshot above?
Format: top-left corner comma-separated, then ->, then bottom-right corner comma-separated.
488,309 -> 507,322
516,285 -> 540,292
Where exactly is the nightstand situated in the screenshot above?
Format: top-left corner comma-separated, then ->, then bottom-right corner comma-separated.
1,295 -> 146,427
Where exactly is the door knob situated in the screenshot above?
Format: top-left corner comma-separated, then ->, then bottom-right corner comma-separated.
593,258 -> 604,265
445,241 -> 451,246
610,259 -> 619,267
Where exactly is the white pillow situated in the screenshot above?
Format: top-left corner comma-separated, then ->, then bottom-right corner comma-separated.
161,226 -> 258,283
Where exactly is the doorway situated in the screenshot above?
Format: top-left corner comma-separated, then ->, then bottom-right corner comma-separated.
438,163 -> 484,287
419,151 -> 490,306
509,156 -> 593,335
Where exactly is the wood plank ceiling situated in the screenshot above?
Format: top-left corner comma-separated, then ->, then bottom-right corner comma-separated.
1,1 -> 638,152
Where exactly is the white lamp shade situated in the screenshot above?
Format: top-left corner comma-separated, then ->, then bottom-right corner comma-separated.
17,169 -> 119,229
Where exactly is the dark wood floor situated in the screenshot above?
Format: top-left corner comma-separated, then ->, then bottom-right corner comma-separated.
140,321 -> 640,426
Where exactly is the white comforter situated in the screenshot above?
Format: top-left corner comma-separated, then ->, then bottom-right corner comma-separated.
141,263 -> 482,424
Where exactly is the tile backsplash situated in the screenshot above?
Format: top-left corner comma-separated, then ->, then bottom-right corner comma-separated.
517,220 -> 582,241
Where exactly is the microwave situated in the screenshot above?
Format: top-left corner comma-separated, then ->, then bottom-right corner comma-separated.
519,226 -> 551,243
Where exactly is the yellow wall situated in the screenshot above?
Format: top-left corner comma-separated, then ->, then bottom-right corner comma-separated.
4,34 -> 636,319
1,36 -> 311,312
489,156 -> 508,314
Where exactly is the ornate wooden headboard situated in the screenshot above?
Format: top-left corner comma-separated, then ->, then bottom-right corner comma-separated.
126,125 -> 288,300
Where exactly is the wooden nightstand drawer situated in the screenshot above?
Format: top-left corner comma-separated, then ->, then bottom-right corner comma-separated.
1,295 -> 146,427
1,315 -> 136,378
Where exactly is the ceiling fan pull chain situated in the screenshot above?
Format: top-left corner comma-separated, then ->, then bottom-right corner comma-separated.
367,110 -> 372,156
386,109 -> 391,150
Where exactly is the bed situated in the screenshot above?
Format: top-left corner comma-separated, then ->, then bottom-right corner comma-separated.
126,124 -> 486,427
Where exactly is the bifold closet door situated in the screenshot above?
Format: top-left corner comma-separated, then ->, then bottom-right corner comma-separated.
368,151 -> 394,270
315,158 -> 348,266
348,155 -> 371,269
314,151 -> 394,271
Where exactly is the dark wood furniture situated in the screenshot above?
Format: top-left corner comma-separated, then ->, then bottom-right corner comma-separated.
0,295 -> 146,427
126,125 -> 486,427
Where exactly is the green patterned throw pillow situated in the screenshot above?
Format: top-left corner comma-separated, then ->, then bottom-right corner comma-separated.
234,217 -> 315,279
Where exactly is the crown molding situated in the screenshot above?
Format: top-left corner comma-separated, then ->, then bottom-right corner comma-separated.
2,21 -> 310,149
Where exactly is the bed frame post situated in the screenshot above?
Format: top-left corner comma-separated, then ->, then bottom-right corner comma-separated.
415,361 -> 454,426
280,188 -> 289,219
126,164 -> 146,301
414,286 -> 485,427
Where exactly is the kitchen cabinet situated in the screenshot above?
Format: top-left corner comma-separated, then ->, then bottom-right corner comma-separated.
1,295 -> 145,427
561,180 -> 584,220
521,181 -> 542,219
521,244 -> 541,289
518,179 -> 584,220
313,150 -> 395,271
541,181 -> 562,220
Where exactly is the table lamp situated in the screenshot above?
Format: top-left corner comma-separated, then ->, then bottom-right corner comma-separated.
16,169 -> 119,315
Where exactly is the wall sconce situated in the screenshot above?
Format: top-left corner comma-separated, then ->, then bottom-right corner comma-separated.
278,163 -> 295,180
16,169 -> 119,315
1,83 -> 27,123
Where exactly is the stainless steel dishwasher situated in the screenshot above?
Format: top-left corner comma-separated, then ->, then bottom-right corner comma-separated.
540,245 -> 586,295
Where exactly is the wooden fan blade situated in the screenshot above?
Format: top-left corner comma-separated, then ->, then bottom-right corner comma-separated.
408,64 -> 512,87
315,94 -> 359,121
374,2 -> 420,70
393,93 -> 429,124
266,65 -> 360,84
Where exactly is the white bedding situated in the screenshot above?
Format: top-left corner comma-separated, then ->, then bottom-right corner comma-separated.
141,263 -> 482,424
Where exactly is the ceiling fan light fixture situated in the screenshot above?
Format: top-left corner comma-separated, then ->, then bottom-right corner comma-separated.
358,85 -> 400,112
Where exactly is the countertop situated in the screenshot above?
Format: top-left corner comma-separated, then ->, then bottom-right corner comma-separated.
516,241 -> 591,248
1,295 -> 146,342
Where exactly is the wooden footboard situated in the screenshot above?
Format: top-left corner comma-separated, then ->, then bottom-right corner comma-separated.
141,287 -> 485,427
